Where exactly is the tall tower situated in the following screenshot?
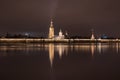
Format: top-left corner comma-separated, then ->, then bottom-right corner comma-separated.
48,19 -> 54,39
59,29 -> 63,37
91,29 -> 95,40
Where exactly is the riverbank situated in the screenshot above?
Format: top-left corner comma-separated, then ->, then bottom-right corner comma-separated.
0,38 -> 119,43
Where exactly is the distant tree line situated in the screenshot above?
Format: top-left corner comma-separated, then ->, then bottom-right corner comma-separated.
0,33 -> 118,39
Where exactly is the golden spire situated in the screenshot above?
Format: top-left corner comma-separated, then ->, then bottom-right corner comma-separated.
91,29 -> 95,40
60,28 -> 62,32
50,19 -> 53,28
48,19 -> 54,39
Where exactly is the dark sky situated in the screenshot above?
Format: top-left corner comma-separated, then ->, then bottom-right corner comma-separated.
0,0 -> 120,37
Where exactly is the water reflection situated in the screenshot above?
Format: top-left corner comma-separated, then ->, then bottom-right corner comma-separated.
91,43 -> 96,57
0,43 -> 119,66
49,44 -> 69,66
49,44 -> 54,66
55,44 -> 68,58
116,43 -> 119,53
48,43 -> 120,66
97,43 -> 102,53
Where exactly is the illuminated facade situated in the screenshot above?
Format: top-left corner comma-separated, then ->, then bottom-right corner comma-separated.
48,19 -> 54,39
91,33 -> 95,40
59,29 -> 64,39
48,19 -> 65,39
55,29 -> 65,39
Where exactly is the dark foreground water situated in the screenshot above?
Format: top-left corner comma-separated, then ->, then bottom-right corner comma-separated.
0,43 -> 120,80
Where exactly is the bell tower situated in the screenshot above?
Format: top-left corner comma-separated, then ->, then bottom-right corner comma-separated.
48,19 -> 54,39
91,29 -> 95,40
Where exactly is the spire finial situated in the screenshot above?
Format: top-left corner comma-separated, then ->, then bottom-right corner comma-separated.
91,28 -> 94,34
60,28 -> 62,32
50,19 -> 53,27
91,28 -> 95,40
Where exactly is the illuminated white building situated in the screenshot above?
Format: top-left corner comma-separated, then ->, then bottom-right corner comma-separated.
48,19 -> 65,39
55,29 -> 65,39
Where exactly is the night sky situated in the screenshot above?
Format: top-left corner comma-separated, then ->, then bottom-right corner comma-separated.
0,0 -> 120,37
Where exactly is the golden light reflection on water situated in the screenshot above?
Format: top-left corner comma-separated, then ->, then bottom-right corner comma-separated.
49,44 -> 54,67
55,44 -> 68,58
0,43 -> 119,65
116,43 -> 119,53
91,44 -> 96,57
48,43 -> 120,66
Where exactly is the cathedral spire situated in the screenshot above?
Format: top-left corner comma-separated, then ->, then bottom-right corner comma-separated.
48,19 -> 54,39
60,28 -> 62,32
91,29 -> 95,40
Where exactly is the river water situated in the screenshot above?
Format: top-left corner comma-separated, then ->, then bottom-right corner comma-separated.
0,43 -> 120,80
